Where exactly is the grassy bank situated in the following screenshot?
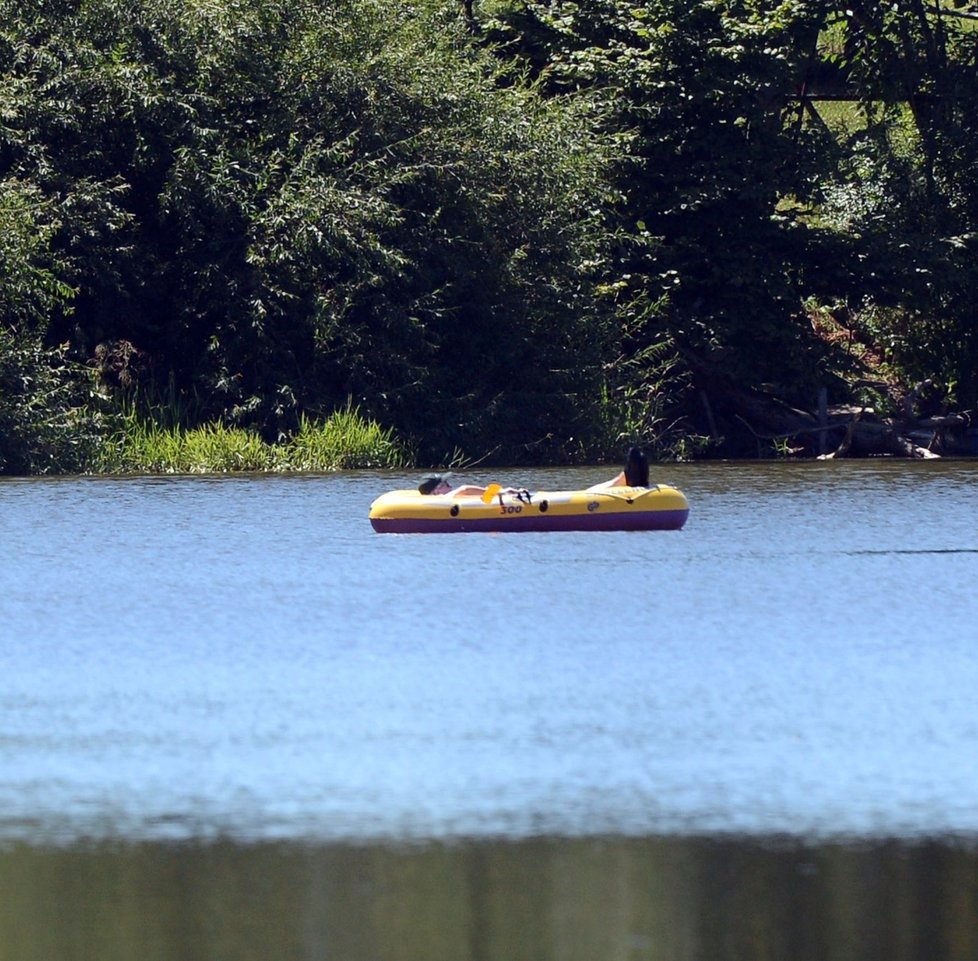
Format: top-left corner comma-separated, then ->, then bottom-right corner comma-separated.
100,404 -> 405,474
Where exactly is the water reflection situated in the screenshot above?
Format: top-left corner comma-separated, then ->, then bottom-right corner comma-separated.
3,834 -> 977,961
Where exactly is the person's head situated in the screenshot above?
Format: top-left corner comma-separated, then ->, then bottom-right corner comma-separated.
418,473 -> 452,495
624,446 -> 649,487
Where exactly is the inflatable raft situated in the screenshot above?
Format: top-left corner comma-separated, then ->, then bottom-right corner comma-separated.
369,484 -> 689,533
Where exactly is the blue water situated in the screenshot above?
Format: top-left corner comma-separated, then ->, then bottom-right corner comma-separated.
2,461 -> 978,843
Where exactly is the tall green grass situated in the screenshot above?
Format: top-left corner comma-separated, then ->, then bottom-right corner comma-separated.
103,403 -> 404,473
280,408 -> 404,471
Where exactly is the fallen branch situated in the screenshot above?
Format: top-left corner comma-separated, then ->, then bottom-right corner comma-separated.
817,407 -> 862,459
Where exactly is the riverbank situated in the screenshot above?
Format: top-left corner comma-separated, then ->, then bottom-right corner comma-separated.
4,363 -> 976,477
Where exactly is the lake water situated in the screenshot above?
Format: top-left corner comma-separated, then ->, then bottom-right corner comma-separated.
2,460 -> 978,960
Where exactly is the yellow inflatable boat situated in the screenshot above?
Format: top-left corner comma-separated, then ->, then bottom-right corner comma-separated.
369,484 -> 689,533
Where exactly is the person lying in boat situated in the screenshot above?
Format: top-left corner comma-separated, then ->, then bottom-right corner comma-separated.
418,473 -> 485,496
586,446 -> 649,491
417,473 -> 523,498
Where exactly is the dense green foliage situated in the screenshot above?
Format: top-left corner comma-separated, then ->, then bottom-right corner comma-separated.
492,0 -> 835,388
814,1 -> 978,408
487,0 -> 978,424
0,327 -> 109,473
1,0 -> 976,471
1,0 -> 613,469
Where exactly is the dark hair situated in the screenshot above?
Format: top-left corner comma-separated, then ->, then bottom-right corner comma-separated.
418,473 -> 450,495
623,446 -> 649,487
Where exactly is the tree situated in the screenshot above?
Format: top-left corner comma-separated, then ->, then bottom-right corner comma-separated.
816,0 -> 978,408
0,0 -> 617,463
486,0 -> 978,442
486,0 -> 847,450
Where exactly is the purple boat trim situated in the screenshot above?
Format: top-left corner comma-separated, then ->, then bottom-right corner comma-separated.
370,508 -> 689,534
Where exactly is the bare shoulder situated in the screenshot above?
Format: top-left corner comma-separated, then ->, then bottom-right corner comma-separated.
450,484 -> 488,497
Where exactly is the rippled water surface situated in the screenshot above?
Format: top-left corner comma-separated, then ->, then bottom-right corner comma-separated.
3,460 -> 977,844
3,461 -> 978,961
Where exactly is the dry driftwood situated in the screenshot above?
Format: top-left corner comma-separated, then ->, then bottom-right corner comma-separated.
817,419 -> 940,459
730,398 -> 944,459
685,351 -> 974,458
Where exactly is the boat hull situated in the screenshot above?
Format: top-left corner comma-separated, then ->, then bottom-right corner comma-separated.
369,486 -> 689,533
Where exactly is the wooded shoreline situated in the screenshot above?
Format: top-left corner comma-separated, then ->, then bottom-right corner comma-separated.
2,0 -> 977,474
690,372 -> 978,461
